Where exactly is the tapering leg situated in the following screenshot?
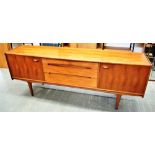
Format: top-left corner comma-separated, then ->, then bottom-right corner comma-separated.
27,81 -> 34,96
115,94 -> 121,109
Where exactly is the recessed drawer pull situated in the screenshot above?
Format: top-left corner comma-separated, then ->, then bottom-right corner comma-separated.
102,65 -> 109,69
33,59 -> 39,62
47,63 -> 91,69
48,72 -> 92,79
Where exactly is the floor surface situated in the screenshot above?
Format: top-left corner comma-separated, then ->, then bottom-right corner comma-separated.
0,69 -> 155,112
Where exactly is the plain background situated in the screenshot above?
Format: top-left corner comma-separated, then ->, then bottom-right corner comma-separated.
0,0 -> 155,155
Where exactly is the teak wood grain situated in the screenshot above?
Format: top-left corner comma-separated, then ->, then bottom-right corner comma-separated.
43,59 -> 98,78
5,45 -> 152,109
6,55 -> 45,81
5,45 -> 151,66
99,63 -> 150,95
45,72 -> 97,88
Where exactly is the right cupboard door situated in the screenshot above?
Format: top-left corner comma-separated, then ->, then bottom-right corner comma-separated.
99,63 -> 151,95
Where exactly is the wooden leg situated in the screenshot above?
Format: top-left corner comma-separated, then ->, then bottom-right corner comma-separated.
27,81 -> 34,96
115,94 -> 121,110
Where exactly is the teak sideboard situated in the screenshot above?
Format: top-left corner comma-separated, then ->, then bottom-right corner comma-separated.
5,46 -> 152,109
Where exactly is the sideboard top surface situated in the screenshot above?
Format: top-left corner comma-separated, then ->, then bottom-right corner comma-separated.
5,45 -> 151,66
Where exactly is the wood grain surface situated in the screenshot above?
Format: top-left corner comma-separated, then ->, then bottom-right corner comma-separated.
5,45 -> 151,66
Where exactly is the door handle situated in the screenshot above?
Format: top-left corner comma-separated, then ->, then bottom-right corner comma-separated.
102,65 -> 109,69
33,58 -> 39,62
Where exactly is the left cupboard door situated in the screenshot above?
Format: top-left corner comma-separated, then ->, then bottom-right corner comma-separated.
6,55 -> 45,81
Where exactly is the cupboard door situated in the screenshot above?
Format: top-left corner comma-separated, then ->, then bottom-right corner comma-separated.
99,63 -> 150,95
6,55 -> 44,81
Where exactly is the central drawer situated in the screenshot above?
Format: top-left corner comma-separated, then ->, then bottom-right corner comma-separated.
42,59 -> 98,88
44,72 -> 97,88
43,59 -> 98,78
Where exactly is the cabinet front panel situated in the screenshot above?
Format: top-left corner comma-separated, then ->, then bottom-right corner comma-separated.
6,55 -> 44,80
99,63 -> 150,94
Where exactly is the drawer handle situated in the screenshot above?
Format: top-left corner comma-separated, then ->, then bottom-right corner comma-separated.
48,72 -> 92,79
102,65 -> 109,69
47,63 -> 91,69
33,59 -> 39,62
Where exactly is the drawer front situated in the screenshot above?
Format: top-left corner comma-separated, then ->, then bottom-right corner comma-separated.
45,73 -> 97,88
43,59 -> 98,69
43,59 -> 98,78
